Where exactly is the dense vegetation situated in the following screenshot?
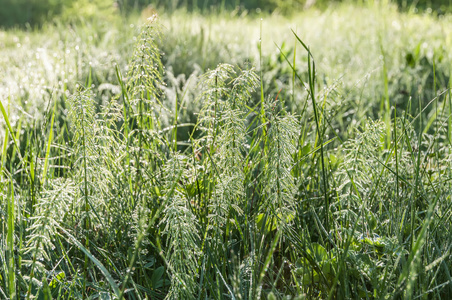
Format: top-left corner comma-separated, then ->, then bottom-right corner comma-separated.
2,1 -> 452,299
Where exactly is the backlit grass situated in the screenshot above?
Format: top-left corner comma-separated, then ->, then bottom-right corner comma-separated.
1,2 -> 452,299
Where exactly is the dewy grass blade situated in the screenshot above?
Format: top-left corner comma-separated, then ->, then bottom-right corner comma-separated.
290,30 -> 330,234
1,124 -> 8,176
41,96 -> 57,186
0,97 -> 22,161
7,180 -> 16,299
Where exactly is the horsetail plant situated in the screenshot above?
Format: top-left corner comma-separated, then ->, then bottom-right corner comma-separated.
3,6 -> 452,300
160,154 -> 200,299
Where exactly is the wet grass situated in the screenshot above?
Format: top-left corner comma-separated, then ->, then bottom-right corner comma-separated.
1,2 -> 452,299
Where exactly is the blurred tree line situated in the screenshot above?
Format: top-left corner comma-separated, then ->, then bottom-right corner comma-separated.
0,0 -> 117,28
0,0 -> 451,28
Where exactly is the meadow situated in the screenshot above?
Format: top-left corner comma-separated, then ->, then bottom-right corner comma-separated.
1,1 -> 452,299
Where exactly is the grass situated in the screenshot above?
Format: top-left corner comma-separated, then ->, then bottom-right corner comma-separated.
1,2 -> 452,299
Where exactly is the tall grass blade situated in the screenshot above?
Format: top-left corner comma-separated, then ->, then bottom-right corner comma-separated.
7,180 -> 16,300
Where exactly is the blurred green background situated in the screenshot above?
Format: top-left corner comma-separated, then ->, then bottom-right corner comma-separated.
1,0 -> 451,28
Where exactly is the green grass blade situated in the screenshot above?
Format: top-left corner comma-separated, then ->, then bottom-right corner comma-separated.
41,97 -> 57,185
57,225 -> 120,297
0,98 -> 21,160
7,180 -> 16,300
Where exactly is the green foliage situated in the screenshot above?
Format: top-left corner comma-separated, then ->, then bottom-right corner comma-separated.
141,0 -> 452,13
0,0 -> 118,28
396,0 -> 452,12
2,3 -> 452,300
2,0 -> 452,29
60,0 -> 118,23
0,0 -> 62,28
